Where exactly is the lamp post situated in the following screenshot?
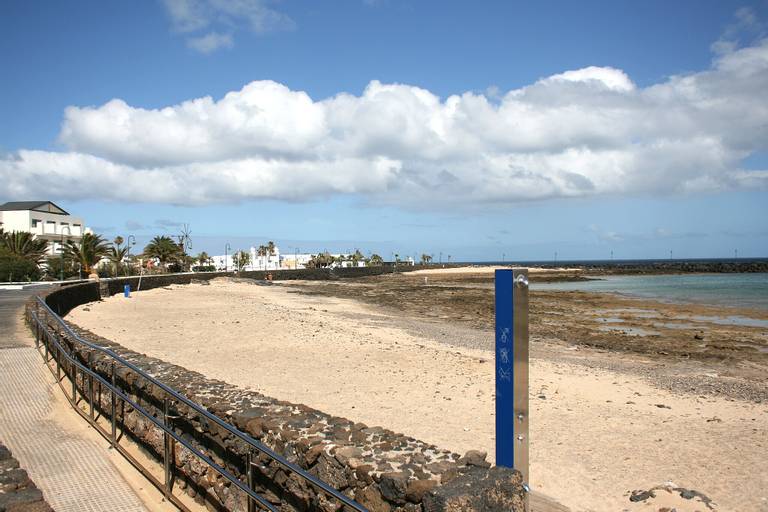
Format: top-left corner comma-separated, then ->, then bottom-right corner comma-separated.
224,243 -> 231,272
59,226 -> 71,281
126,235 -> 136,277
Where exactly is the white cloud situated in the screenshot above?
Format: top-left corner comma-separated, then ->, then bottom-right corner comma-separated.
2,37 -> 768,207
186,32 -> 233,54
543,66 -> 635,92
162,0 -> 293,53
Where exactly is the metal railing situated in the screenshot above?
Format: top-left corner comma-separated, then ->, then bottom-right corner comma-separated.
28,295 -> 367,512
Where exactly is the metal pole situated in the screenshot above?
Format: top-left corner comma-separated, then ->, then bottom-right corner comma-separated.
127,235 -> 136,277
60,226 -> 71,281
495,268 -> 529,505
247,449 -> 255,512
163,397 -> 173,498
56,337 -> 61,382
72,358 -> 77,403
34,303 -> 40,347
88,351 -> 94,421
111,361 -> 117,447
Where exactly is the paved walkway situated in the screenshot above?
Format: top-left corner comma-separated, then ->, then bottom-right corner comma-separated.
0,288 -> 150,512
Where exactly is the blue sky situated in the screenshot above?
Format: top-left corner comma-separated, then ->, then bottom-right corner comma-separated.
1,0 -> 767,260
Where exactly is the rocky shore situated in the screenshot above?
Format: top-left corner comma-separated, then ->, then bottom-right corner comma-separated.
532,259 -> 768,274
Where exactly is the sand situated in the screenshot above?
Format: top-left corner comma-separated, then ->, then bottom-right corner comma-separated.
67,279 -> 768,512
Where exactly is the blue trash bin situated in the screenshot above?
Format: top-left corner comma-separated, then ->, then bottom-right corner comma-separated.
124,284 -> 131,297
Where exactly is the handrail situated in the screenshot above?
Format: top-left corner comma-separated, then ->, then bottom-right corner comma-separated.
33,295 -> 368,512
30,310 -> 276,511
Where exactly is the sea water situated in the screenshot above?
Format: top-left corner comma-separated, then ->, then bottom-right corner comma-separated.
532,273 -> 768,311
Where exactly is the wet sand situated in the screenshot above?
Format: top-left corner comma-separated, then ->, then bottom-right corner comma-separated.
66,271 -> 768,511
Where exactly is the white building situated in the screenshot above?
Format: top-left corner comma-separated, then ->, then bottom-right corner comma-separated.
210,254 -> 234,271
207,246 -> 370,272
209,246 -> 281,271
249,246 -> 280,271
281,253 -> 314,269
0,201 -> 91,255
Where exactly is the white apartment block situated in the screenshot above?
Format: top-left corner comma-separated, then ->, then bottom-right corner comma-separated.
0,201 -> 91,255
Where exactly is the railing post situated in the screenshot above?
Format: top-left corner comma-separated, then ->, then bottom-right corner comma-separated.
88,351 -> 94,422
33,302 -> 40,347
247,448 -> 255,512
72,357 -> 77,403
495,268 -> 530,507
56,336 -> 61,382
34,315 -> 40,348
111,361 -> 117,447
163,397 -> 173,498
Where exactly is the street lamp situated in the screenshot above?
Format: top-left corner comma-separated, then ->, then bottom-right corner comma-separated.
224,243 -> 231,272
126,235 -> 136,276
59,226 -> 71,281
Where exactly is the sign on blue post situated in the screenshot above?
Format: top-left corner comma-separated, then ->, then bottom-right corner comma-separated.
495,268 -> 529,488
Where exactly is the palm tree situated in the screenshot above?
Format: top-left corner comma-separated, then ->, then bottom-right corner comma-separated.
420,253 -> 433,265
232,250 -> 250,271
108,236 -> 129,275
63,233 -> 110,275
143,236 -> 181,268
0,230 -> 49,264
351,249 -> 364,266
256,245 -> 268,270
369,253 -> 383,266
195,251 -> 211,266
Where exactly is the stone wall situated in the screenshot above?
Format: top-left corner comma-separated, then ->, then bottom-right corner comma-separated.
0,441 -> 54,512
28,282 -> 525,512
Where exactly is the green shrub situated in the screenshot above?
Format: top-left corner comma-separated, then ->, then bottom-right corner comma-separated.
0,249 -> 41,282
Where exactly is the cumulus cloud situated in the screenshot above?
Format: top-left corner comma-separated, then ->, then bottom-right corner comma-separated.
162,0 -> 293,53
2,37 -> 768,207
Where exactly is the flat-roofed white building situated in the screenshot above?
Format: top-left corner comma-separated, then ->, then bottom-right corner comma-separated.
0,201 -> 91,255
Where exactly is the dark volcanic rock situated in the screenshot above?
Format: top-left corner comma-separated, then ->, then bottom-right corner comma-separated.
422,466 -> 525,512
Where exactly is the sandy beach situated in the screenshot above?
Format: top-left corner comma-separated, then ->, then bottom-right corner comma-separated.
66,270 -> 768,511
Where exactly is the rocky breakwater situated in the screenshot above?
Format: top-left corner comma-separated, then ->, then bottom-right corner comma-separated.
30,303 -> 525,512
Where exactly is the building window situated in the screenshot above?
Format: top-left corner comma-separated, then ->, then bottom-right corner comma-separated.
32,219 -> 42,228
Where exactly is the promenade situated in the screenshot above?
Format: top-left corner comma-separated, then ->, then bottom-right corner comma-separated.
0,287 -> 153,512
